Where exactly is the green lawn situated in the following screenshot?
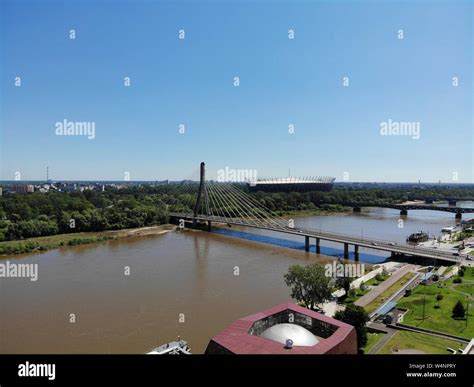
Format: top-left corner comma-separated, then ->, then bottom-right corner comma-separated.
365,274 -> 389,287
443,265 -> 457,276
459,266 -> 474,280
397,267 -> 474,339
365,272 -> 416,314
452,283 -> 474,297
344,273 -> 388,305
344,288 -> 369,304
379,330 -> 466,354
362,332 -> 385,354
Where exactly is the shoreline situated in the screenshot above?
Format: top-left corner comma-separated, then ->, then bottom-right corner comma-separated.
278,208 -> 351,218
0,224 -> 176,258
0,209 -> 349,259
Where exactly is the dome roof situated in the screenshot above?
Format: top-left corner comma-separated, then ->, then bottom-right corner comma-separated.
260,323 -> 319,347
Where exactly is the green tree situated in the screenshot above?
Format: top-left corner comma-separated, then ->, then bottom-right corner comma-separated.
336,276 -> 352,295
452,300 -> 466,319
334,304 -> 369,350
284,264 -> 331,311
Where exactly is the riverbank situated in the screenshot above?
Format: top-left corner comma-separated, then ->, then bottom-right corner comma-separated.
278,206 -> 351,218
0,224 -> 175,257
0,208 -> 350,258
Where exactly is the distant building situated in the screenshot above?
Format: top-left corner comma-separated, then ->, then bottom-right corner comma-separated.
247,177 -> 335,193
12,184 -> 34,193
205,303 -> 357,354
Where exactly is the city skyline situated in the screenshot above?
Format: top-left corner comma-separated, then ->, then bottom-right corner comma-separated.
1,0 -> 473,182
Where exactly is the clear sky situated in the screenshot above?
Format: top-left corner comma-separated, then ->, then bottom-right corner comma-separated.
1,0 -> 472,182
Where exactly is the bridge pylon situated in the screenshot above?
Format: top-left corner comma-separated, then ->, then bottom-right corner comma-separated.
193,161 -> 208,225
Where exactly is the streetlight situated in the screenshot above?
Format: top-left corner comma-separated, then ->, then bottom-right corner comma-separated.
422,288 -> 426,322
466,297 -> 470,328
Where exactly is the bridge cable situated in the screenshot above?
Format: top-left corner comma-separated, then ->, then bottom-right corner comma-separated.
217,183 -> 272,228
211,183 -> 242,221
207,182 -> 231,221
224,184 -> 288,230
221,183 -> 285,229
213,182 -> 264,227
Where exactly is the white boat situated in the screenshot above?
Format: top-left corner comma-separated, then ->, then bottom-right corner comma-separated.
441,226 -> 456,233
146,337 -> 191,355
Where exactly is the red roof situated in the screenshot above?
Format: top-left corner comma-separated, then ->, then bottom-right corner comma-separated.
208,303 -> 357,354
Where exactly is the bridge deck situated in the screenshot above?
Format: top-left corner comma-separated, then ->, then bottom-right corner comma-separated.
342,203 -> 474,213
170,213 -> 463,263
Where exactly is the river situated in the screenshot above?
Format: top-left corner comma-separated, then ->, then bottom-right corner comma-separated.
1,205 -> 473,354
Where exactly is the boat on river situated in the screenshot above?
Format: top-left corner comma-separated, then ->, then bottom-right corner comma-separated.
407,230 -> 429,243
146,337 -> 191,355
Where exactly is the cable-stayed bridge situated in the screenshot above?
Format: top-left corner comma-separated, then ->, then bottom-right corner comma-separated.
169,163 -> 465,263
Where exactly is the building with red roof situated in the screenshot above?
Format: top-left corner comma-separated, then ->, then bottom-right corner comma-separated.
205,303 -> 358,354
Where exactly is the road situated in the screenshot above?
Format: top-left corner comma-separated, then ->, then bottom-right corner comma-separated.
171,213 -> 464,263
355,265 -> 416,308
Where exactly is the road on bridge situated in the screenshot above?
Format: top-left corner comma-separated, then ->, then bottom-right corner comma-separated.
171,213 -> 465,264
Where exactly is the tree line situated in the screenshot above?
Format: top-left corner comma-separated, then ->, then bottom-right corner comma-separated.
1,184 -> 473,241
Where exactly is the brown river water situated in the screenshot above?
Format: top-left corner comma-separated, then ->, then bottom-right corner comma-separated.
1,207 -> 473,354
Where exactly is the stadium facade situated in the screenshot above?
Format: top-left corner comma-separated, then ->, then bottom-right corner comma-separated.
247,176 -> 335,192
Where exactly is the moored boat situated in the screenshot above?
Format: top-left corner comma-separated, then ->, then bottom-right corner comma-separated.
407,230 -> 429,243
146,337 -> 191,355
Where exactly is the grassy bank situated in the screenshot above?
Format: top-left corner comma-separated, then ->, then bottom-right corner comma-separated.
378,330 -> 465,355
397,267 -> 474,339
0,224 -> 175,257
277,205 -> 351,218
365,272 -> 416,314
362,332 -> 386,354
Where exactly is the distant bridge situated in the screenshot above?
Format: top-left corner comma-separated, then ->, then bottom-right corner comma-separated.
347,203 -> 474,219
168,162 -> 465,264
408,197 -> 474,205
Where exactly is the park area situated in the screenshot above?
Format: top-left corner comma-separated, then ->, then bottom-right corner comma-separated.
364,272 -> 416,314
397,266 -> 474,339
378,331 -> 466,354
362,332 -> 386,354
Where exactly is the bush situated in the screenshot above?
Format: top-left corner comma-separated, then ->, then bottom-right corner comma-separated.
436,293 -> 443,301
334,304 -> 369,349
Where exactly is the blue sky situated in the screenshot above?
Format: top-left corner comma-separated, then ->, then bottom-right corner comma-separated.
1,0 -> 472,182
